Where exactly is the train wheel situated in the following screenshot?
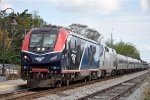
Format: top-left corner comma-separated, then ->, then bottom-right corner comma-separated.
97,76 -> 101,79
84,78 -> 87,82
64,80 -> 70,86
55,81 -> 62,88
58,83 -> 62,88
87,75 -> 92,81
65,80 -> 70,86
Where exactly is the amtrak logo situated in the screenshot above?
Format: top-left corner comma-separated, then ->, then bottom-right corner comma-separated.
35,57 -> 45,62
71,54 -> 76,64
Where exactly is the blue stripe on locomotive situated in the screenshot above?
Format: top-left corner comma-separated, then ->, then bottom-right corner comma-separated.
80,41 -> 100,70
21,52 -> 62,67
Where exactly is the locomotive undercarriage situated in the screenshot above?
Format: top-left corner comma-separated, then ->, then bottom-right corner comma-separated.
22,70 -> 99,88
22,68 -> 146,88
22,71 -> 82,88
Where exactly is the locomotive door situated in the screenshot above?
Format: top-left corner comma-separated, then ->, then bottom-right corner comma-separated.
68,36 -> 77,69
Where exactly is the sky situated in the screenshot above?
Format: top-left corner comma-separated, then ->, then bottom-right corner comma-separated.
0,0 -> 150,63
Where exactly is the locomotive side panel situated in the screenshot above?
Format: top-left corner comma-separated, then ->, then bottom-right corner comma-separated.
62,34 -> 101,77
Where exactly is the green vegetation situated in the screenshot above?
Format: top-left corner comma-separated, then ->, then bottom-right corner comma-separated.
0,10 -> 46,64
144,79 -> 150,100
105,39 -> 140,60
144,87 -> 150,100
69,23 -> 101,41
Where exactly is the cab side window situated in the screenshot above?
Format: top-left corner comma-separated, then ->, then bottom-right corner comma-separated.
69,37 -> 76,50
105,47 -> 109,52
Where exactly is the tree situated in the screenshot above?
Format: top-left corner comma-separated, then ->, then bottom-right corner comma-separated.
85,28 -> 100,41
105,40 -> 140,59
69,23 -> 87,34
0,9 -> 46,64
69,23 -> 101,41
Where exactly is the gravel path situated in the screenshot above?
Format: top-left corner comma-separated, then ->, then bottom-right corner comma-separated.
37,70 -> 149,100
123,81 -> 149,100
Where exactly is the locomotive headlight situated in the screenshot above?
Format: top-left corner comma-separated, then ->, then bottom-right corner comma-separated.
37,48 -> 40,51
42,48 -> 45,51
24,55 -> 28,59
23,55 -> 31,61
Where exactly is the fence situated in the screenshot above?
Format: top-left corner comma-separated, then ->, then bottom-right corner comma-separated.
0,67 -> 20,80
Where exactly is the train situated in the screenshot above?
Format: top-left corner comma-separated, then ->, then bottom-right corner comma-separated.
21,27 -> 149,88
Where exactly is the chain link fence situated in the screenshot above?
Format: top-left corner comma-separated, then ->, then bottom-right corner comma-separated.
0,64 -> 20,80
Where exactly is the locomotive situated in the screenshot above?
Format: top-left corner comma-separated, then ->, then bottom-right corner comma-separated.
21,27 -> 148,88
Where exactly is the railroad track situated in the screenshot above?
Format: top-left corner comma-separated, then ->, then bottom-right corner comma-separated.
78,72 -> 149,100
0,87 -> 36,100
0,74 -> 129,100
0,71 -> 148,100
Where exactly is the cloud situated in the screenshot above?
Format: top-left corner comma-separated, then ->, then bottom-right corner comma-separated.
49,0 -> 120,14
144,44 -> 150,51
139,44 -> 150,62
115,15 -> 150,23
0,0 -> 12,10
140,0 -> 149,11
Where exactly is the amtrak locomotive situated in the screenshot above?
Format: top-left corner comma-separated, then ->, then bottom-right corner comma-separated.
21,27 -> 148,88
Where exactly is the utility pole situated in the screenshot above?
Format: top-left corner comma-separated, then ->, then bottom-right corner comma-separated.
1,8 -> 18,74
111,28 -> 113,47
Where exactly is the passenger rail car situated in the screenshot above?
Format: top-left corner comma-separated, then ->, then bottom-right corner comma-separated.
116,54 -> 128,74
21,27 -> 148,88
99,46 -> 117,76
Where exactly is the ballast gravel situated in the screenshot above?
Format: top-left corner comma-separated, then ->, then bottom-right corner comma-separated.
37,70 -> 149,100
123,81 -> 149,100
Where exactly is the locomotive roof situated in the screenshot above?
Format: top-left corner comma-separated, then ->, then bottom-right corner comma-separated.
31,27 -> 59,34
68,30 -> 99,45
31,27 -> 100,45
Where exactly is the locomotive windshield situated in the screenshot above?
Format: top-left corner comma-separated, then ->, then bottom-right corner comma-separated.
43,34 -> 57,47
29,32 -> 58,52
29,34 -> 57,48
29,34 -> 43,47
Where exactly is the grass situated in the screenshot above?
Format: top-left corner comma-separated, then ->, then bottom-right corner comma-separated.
144,78 -> 150,100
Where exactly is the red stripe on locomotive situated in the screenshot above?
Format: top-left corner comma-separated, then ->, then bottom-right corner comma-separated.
32,68 -> 48,72
21,31 -> 31,51
54,28 -> 69,52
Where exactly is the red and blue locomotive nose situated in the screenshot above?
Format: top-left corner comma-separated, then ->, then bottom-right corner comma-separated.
21,51 -> 62,72
22,28 -> 69,52
21,27 -> 69,73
